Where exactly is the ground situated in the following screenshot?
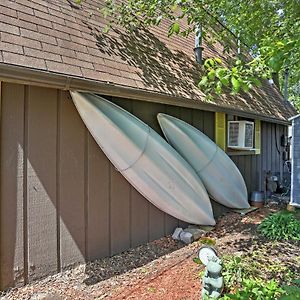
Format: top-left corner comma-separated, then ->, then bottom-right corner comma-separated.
2,205 -> 299,300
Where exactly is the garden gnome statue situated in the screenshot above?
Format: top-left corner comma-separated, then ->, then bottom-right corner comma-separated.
202,256 -> 224,299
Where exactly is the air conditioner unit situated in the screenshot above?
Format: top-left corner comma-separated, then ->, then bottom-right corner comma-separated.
228,121 -> 254,150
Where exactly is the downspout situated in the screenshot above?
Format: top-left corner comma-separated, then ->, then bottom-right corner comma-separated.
280,68 -> 289,186
283,68 -> 289,101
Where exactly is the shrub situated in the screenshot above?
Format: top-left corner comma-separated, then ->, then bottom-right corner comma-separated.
258,211 -> 300,241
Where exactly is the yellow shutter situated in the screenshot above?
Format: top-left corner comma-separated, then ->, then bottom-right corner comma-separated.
215,112 -> 226,150
255,120 -> 261,154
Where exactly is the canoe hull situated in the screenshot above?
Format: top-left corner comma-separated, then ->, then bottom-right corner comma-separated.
157,113 -> 249,209
71,92 -> 215,225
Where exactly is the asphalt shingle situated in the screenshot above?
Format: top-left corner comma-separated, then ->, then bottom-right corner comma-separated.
0,0 -> 297,120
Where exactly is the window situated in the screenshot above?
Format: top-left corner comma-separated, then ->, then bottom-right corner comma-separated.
215,112 -> 261,155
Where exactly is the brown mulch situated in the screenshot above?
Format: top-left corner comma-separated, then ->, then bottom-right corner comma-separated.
2,205 -> 299,300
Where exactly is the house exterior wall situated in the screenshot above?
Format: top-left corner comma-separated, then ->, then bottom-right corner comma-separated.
291,116 -> 300,206
0,82 -> 286,289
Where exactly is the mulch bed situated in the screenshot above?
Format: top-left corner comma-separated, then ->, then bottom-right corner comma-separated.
2,204 -> 299,300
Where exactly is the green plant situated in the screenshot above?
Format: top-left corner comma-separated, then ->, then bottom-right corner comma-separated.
199,237 -> 216,246
279,279 -> 300,300
258,212 -> 300,241
222,255 -> 259,290
221,278 -> 284,300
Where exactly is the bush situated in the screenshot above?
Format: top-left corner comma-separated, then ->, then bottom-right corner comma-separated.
258,211 -> 300,241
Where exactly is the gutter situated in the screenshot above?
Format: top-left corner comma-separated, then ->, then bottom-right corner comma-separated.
0,63 -> 291,126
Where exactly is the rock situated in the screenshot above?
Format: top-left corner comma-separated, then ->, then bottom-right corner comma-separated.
29,293 -> 63,300
172,227 -> 183,240
183,228 -> 206,241
179,231 -> 193,244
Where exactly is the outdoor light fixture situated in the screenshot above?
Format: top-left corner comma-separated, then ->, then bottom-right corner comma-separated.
194,23 -> 203,65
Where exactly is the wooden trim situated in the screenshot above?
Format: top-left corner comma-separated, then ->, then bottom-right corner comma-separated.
0,63 -> 291,126
215,112 -> 226,150
255,120 -> 261,154
227,150 -> 256,156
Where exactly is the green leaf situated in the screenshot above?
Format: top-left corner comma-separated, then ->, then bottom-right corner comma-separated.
204,58 -> 215,69
267,56 -> 283,72
198,76 -> 208,87
208,69 -> 216,80
216,68 -> 226,79
168,22 -> 180,36
193,257 -> 202,264
215,82 -> 222,94
241,82 -> 250,92
215,57 -> 222,64
220,75 -> 230,86
250,77 -> 262,87
231,76 -> 241,92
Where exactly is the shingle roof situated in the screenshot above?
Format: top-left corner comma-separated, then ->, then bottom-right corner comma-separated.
0,0 -> 297,121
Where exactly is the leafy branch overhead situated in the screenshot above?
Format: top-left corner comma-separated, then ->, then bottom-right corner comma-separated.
76,0 -> 300,106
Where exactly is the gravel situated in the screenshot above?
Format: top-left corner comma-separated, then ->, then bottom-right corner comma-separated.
2,204 -> 299,300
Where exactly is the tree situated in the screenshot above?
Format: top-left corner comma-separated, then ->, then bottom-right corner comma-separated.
78,0 -> 300,108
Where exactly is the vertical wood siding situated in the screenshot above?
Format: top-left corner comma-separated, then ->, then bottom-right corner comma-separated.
0,82 -> 286,289
229,122 -> 285,195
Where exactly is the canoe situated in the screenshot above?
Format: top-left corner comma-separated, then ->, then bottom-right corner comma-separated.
157,113 -> 249,209
71,92 -> 215,225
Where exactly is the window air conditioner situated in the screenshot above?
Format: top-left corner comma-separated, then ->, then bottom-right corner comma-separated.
228,121 -> 254,150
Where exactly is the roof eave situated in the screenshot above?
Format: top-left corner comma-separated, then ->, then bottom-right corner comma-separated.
0,63 -> 292,125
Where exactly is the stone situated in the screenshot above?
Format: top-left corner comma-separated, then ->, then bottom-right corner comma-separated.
172,227 -> 183,240
183,228 -> 206,241
179,231 -> 193,244
29,293 -> 62,300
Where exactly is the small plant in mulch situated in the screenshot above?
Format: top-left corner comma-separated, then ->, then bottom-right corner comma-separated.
258,210 -> 300,241
199,237 -> 217,246
221,278 -> 284,300
219,252 -> 300,300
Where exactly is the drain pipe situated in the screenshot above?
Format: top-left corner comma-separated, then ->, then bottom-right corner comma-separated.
283,68 -> 289,101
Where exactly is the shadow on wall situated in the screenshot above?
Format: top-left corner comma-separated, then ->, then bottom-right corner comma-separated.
0,84 -> 186,290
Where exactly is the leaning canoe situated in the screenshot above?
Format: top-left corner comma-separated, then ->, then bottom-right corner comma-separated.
157,113 -> 249,209
71,92 -> 215,225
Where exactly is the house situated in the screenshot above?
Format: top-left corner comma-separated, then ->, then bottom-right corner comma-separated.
0,0 -> 297,289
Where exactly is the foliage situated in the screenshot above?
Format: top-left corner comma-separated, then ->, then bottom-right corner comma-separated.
75,0 -> 300,107
221,278 -> 284,300
280,279 -> 300,299
258,211 -> 300,241
222,255 -> 261,291
221,254 -> 300,299
199,237 -> 216,246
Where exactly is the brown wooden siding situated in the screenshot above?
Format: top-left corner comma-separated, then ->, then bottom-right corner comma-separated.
0,82 -> 286,289
229,122 -> 285,195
